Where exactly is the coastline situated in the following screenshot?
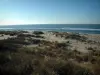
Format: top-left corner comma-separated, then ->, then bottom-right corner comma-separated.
0,24 -> 100,34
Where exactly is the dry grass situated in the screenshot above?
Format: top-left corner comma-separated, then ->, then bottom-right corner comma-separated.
0,31 -> 100,75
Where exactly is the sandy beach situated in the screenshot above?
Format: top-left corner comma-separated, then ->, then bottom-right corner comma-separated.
0,30 -> 100,75
0,31 -> 99,53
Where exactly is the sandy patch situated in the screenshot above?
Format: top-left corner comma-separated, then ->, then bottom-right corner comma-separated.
0,34 -> 17,40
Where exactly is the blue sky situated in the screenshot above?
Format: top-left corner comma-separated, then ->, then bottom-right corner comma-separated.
0,0 -> 100,25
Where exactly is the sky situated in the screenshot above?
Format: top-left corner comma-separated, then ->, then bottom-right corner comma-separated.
0,0 -> 100,25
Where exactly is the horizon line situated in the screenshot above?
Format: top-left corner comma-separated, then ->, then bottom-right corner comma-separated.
0,23 -> 100,26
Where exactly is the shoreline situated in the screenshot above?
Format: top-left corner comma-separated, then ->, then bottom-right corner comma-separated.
1,29 -> 100,34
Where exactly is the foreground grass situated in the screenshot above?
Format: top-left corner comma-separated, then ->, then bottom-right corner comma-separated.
0,50 -> 94,75
0,44 -> 99,75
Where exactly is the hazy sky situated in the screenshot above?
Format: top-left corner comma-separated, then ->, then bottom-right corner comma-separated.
0,0 -> 100,25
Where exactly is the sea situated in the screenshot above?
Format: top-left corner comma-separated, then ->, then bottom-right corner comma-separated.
0,24 -> 100,34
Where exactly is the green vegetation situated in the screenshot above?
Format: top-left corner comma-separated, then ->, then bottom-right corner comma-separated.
17,34 -> 35,37
33,31 -> 44,35
53,32 -> 87,42
18,33 -> 44,38
0,31 -> 100,75
65,33 -> 87,42
0,30 -> 28,36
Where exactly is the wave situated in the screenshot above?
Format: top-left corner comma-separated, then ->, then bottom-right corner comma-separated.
62,28 -> 100,31
0,27 -> 100,31
0,28 -> 14,29
27,28 -> 100,31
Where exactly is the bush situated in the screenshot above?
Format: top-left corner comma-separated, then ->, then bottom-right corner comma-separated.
55,42 -> 70,49
87,47 -> 94,51
0,53 -> 11,64
17,34 -> 35,37
92,64 -> 100,75
65,33 -> 87,42
0,37 -> 31,52
53,61 -> 93,75
33,31 -> 44,35
0,43 -> 21,52
32,39 -> 41,44
34,35 -> 44,38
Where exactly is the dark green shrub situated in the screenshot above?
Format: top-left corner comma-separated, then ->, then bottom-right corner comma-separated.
53,62 -> 93,75
87,47 -> 94,51
0,53 -> 11,64
33,31 -> 44,35
17,34 -> 35,37
55,42 -> 70,48
32,39 -> 41,44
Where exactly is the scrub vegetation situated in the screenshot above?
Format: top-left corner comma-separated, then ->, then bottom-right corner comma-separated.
0,31 -> 100,75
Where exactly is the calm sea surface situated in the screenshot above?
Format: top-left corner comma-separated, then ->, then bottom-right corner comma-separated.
0,24 -> 100,34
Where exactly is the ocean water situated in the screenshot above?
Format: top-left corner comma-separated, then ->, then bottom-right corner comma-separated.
0,24 -> 100,34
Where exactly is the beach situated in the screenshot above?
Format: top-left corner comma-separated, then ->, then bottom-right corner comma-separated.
0,30 -> 100,75
0,0 -> 100,74
0,31 -> 100,53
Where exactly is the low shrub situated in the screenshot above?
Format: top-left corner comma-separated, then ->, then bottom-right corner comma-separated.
33,31 -> 44,35
87,47 -> 94,51
55,42 -> 70,49
17,34 -> 35,37
65,33 -> 87,42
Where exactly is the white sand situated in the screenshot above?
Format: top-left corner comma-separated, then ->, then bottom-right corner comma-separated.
0,34 -> 17,40
85,34 -> 100,42
0,31 -> 100,53
41,32 -> 100,53
42,32 -> 66,42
